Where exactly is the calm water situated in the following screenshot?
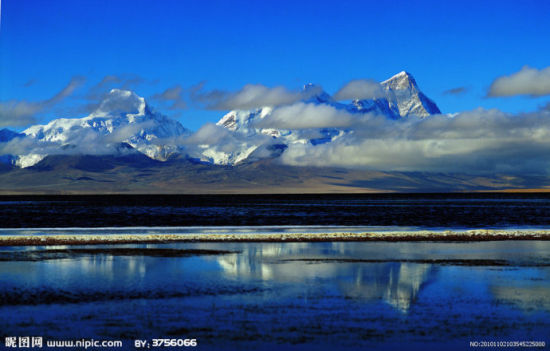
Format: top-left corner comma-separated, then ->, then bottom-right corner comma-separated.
1,195 -> 550,350
1,193 -> 550,228
1,241 -> 549,350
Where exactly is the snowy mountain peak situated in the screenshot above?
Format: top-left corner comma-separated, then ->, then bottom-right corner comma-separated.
209,71 -> 442,166
216,107 -> 274,133
13,90 -> 189,167
381,71 -> 418,91
381,71 -> 440,117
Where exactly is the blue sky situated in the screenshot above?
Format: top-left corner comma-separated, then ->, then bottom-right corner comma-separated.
1,0 -> 550,130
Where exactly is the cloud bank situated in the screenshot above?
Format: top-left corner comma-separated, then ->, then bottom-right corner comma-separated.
488,66 -> 550,97
152,85 -> 187,110
0,77 -> 85,128
192,83 -> 322,110
254,103 -> 355,129
77,74 -> 148,114
0,119 -> 160,158
278,107 -> 550,174
4,97 -> 550,175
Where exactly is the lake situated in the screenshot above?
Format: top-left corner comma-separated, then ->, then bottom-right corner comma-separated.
1,194 -> 549,350
0,240 -> 549,350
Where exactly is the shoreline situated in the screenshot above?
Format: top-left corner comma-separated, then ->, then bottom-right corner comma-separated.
2,229 -> 550,246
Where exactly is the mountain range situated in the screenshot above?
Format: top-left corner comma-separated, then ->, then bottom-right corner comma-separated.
0,72 -> 545,193
1,71 -> 439,167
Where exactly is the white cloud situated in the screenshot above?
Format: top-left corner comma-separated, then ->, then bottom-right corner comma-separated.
0,102 -> 42,128
151,85 -> 187,110
254,102 -> 355,130
333,79 -> 385,100
76,74 -> 148,114
488,66 -> 550,97
184,123 -> 270,149
0,77 -> 85,128
184,123 -> 233,145
0,130 -> 112,157
278,108 -> 550,174
0,119 -> 164,159
180,122 -> 273,164
192,83 -> 323,110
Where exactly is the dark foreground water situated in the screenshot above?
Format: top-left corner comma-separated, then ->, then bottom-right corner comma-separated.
1,241 -> 549,350
2,193 -> 550,228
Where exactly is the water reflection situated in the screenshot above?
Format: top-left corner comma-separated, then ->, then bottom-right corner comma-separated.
1,241 -> 550,349
1,241 -> 549,315
211,242 -> 438,313
341,262 -> 434,313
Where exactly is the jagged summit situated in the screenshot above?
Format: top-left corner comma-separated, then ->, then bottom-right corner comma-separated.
217,71 -> 441,132
381,71 -> 441,117
209,71 -> 442,165
381,71 -> 418,90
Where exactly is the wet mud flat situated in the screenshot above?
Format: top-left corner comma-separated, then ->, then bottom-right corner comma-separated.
0,241 -> 549,350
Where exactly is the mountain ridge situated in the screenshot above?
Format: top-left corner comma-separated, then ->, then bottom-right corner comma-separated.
1,72 -> 441,169
0,152 -> 543,194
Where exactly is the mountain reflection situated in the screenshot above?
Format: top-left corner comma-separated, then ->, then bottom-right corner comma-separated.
3,241 -> 549,316
213,242 -> 437,313
340,262 -> 433,313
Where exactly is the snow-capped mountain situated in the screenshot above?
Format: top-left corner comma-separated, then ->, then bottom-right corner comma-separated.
217,71 -> 440,134
217,107 -> 278,136
0,72 -> 441,168
380,71 -> 440,117
209,71 -> 441,164
11,89 -> 189,167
